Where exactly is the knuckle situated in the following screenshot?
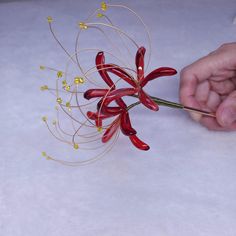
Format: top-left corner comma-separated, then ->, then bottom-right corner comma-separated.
218,42 -> 236,50
180,67 -> 191,78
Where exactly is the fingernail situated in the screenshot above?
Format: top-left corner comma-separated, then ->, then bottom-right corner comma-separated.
221,108 -> 236,126
189,112 -> 202,122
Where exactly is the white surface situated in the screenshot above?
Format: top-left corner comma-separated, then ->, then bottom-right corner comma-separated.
1,0 -> 236,235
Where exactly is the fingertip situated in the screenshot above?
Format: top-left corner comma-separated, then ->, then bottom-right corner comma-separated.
189,112 -> 202,122
216,91 -> 236,127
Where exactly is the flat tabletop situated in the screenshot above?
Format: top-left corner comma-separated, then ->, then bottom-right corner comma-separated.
0,0 -> 236,235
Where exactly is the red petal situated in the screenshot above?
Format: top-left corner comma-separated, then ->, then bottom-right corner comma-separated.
135,47 -> 146,81
129,135 -> 150,151
96,118 -> 102,128
96,52 -> 115,88
101,88 -> 137,114
100,107 -> 123,116
97,100 -> 123,115
102,118 -> 120,143
139,89 -> 159,111
102,88 -> 137,107
87,111 -> 110,128
87,111 -> 113,120
140,67 -> 177,87
115,98 -> 127,109
105,64 -> 136,87
84,89 -> 109,100
120,111 -> 137,136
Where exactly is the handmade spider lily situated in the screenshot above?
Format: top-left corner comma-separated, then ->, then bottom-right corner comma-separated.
40,2 -> 215,166
84,48 -> 177,150
95,49 -> 177,111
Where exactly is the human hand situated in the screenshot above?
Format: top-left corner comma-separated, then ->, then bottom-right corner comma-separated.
180,43 -> 236,131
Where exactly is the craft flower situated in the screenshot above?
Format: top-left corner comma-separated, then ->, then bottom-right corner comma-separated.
40,2 -> 215,165
83,46 -> 178,150
83,48 -> 177,150
95,48 -> 177,112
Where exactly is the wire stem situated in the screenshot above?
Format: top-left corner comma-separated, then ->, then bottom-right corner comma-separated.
130,95 -> 216,118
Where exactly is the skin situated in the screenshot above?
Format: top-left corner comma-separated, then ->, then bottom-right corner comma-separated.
179,42 -> 236,131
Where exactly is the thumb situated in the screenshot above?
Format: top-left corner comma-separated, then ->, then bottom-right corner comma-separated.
216,91 -> 236,127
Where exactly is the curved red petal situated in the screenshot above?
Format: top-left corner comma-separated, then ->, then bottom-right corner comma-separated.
96,99 -> 123,115
120,111 -> 137,136
102,118 -> 120,143
103,88 -> 137,106
87,111 -> 114,120
140,67 -> 177,87
139,89 -> 159,111
105,64 -> 136,87
135,47 -> 146,81
100,107 -> 123,116
115,98 -> 127,109
129,135 -> 150,151
96,52 -> 115,88
84,89 -> 109,100
101,88 -> 137,114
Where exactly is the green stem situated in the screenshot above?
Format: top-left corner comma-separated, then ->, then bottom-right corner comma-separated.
129,94 -> 216,118
131,94 -> 183,109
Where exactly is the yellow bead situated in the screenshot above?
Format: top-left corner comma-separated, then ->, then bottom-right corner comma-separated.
74,143 -> 79,149
66,102 -> 70,108
65,85 -> 70,91
57,71 -> 63,78
56,97 -> 62,104
40,65 -> 45,70
101,1 -> 107,11
79,22 -> 88,29
42,151 -> 47,157
40,85 -> 48,91
55,106 -> 59,110
74,76 -> 84,84
97,126 -> 103,133
52,120 -> 57,125
47,16 -> 53,23
62,80 -> 67,85
42,116 -> 47,122
97,13 -> 104,18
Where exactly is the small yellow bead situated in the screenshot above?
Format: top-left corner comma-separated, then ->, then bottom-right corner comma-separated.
56,97 -> 62,104
40,85 -> 48,91
40,65 -> 45,70
52,120 -> 57,125
101,1 -> 107,11
79,22 -> 88,29
57,71 -> 63,78
47,16 -> 53,23
42,151 -> 47,157
73,143 -> 79,149
62,80 -> 67,85
97,13 -> 104,18
55,106 -> 59,110
66,102 -> 70,108
42,116 -> 47,122
74,76 -> 84,84
65,85 -> 70,91
97,126 -> 103,133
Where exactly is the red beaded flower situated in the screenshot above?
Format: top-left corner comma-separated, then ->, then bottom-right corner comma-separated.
94,47 -> 177,111
84,47 -> 177,150
41,2 -> 214,165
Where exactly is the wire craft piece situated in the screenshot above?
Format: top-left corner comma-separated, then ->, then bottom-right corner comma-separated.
40,2 -> 215,166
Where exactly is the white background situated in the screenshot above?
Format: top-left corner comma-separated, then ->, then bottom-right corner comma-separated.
0,0 -> 236,235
